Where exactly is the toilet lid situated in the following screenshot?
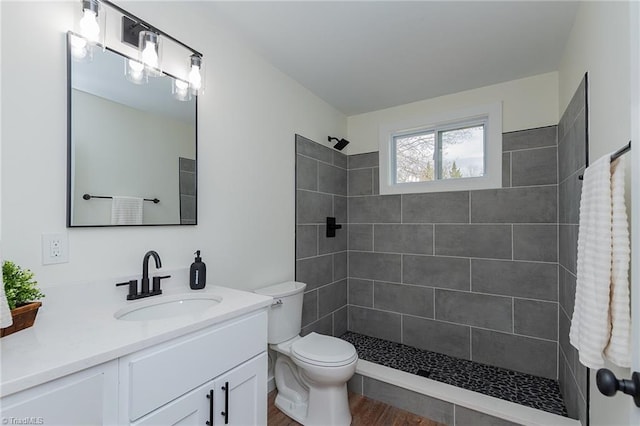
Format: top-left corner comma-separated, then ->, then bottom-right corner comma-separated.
291,332 -> 357,366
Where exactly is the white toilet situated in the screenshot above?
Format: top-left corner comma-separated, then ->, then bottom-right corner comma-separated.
255,281 -> 358,426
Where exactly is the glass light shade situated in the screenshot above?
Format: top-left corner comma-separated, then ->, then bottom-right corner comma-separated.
188,55 -> 205,95
78,0 -> 105,47
172,79 -> 192,101
69,33 -> 92,62
139,31 -> 162,77
125,58 -> 147,84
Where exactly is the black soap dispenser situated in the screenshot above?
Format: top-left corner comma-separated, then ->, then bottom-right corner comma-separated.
190,250 -> 207,290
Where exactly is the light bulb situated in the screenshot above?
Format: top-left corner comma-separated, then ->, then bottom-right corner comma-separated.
173,79 -> 191,101
126,59 -> 145,84
79,9 -> 100,43
69,33 -> 88,60
175,79 -> 189,91
188,64 -> 201,90
141,41 -> 158,68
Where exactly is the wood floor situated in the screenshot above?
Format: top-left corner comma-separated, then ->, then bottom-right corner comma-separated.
268,390 -> 444,426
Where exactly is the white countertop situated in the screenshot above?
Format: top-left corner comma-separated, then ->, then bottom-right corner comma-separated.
0,269 -> 272,397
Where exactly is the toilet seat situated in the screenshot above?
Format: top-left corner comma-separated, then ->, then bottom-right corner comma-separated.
291,332 -> 357,367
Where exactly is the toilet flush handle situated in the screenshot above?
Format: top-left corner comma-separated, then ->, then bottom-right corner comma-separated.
272,299 -> 283,307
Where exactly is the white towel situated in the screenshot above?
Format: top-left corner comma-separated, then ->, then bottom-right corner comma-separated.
569,153 -> 631,368
111,196 -> 143,225
1,244 -> 14,328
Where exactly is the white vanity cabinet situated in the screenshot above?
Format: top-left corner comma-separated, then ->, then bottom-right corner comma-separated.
0,360 -> 119,425
120,310 -> 268,425
133,353 -> 267,426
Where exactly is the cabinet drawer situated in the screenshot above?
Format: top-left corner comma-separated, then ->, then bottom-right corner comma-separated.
124,310 -> 267,421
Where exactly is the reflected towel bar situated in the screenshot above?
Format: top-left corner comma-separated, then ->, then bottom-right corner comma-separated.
578,141 -> 631,180
82,194 -> 160,204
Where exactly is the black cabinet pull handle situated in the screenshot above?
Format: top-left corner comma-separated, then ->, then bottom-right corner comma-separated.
221,382 -> 229,424
206,389 -> 213,425
596,368 -> 640,407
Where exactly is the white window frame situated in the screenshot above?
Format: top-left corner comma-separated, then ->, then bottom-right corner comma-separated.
379,102 -> 502,195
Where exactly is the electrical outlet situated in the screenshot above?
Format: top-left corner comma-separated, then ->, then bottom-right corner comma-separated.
42,233 -> 69,265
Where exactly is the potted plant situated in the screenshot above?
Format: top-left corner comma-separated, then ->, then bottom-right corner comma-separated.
2,260 -> 45,337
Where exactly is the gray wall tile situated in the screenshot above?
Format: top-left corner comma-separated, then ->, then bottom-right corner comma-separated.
362,377 -> 454,424
179,171 -> 196,196
558,112 -> 587,182
297,190 -> 332,224
373,167 -> 380,195
435,224 -> 512,259
403,255 -> 470,290
296,225 -> 317,259
318,162 -> 347,195
179,157 -> 196,172
502,152 -> 511,188
514,299 -> 558,340
302,290 -> 318,327
559,267 -> 577,319
374,281 -> 434,318
334,195 -> 348,225
318,224 -> 347,254
471,186 -> 557,223
348,168 -> 373,196
296,254 -> 333,291
349,306 -> 402,342
333,151 -> 348,169
296,154 -> 318,191
403,315 -> 471,359
502,126 -> 557,151
296,134 -> 333,163
471,259 -> 558,301
349,251 -> 401,282
455,406 -> 520,426
348,152 -> 379,169
334,252 -> 347,281
301,314 -> 332,337
472,329 -> 557,379
435,290 -> 512,332
513,224 -> 558,262
319,280 -> 347,317
374,224 -> 433,255
349,278 -> 373,307
558,77 -> 586,140
559,224 -> 578,274
180,195 -> 196,223
333,306 -> 348,337
402,192 -> 470,223
349,195 -> 401,223
559,167 -> 584,224
511,146 -> 558,187
349,224 -> 373,251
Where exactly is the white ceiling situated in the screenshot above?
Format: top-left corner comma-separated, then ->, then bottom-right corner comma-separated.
207,1 -> 579,116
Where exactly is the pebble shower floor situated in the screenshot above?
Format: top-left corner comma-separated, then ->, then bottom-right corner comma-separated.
340,332 -> 568,417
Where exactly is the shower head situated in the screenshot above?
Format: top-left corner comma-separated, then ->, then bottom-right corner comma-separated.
328,136 -> 350,151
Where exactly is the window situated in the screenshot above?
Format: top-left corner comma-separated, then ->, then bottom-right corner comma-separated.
379,103 -> 502,194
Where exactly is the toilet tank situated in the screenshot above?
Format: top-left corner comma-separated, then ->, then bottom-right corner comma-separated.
254,281 -> 307,344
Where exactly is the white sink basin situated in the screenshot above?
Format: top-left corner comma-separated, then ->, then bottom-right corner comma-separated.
114,293 -> 222,321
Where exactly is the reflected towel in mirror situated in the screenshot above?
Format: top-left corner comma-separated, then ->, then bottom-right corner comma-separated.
111,196 -> 143,225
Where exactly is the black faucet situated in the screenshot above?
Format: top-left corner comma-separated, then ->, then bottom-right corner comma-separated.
116,250 -> 171,300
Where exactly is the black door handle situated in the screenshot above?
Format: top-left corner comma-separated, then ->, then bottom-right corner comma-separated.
221,381 -> 229,424
596,368 -> 640,407
205,389 -> 213,425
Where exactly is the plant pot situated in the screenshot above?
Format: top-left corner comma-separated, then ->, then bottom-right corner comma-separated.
1,301 -> 42,338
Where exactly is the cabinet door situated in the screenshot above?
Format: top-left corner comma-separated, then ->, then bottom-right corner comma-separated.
132,379 -> 215,426
1,361 -> 118,425
213,353 -> 267,426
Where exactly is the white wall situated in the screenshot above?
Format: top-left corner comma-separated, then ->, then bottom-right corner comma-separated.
347,72 -> 559,154
0,1 -> 346,289
557,1 -> 632,425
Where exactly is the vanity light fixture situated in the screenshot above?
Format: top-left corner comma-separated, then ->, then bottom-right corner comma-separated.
79,0 -> 101,43
172,78 -> 192,102
139,30 -> 162,76
188,54 -> 204,95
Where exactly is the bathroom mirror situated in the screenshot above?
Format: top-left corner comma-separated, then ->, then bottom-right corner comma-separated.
67,35 -> 197,227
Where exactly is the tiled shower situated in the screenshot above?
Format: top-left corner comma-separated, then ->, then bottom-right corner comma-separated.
295,78 -> 589,422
